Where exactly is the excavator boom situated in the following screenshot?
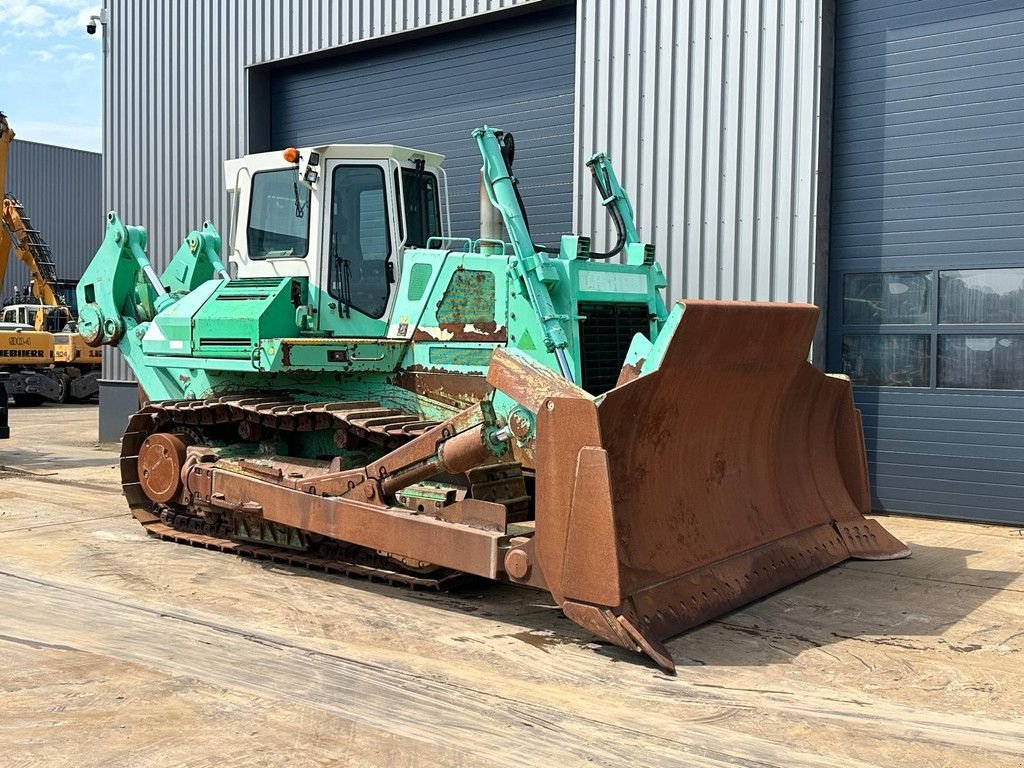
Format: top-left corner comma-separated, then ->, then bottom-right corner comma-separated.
1,111 -> 68,311
1,196 -> 65,310
0,113 -> 13,295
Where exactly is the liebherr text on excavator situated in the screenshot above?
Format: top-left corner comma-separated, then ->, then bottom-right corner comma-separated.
77,127 -> 909,671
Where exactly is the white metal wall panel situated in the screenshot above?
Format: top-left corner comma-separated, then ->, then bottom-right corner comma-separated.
3,140 -> 102,302
574,0 -> 830,307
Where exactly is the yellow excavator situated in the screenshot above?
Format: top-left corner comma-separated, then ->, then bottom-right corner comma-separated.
0,112 -> 100,404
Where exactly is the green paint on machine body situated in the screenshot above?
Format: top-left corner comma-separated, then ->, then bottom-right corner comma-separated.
77,127 -> 669,448
71,124 -> 909,677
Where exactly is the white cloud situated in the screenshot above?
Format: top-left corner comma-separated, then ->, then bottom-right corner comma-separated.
0,2 -> 101,37
0,1 -> 102,153
0,2 -> 54,28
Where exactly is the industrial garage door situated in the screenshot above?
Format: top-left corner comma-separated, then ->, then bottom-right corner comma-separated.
828,1 -> 1024,523
267,4 -> 576,246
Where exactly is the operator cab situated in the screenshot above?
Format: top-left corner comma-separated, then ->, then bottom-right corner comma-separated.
225,144 -> 447,331
1,306 -> 30,325
1,303 -> 70,331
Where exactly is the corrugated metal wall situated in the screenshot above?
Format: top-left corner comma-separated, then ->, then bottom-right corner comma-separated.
575,0 -> 831,309
102,0 -> 829,374
102,0 -> 540,381
267,4 -> 576,245
828,0 -> 1024,524
3,140 -> 102,302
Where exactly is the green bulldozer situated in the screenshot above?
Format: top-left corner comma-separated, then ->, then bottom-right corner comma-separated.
77,126 -> 909,672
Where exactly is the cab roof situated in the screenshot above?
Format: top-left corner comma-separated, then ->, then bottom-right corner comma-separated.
224,144 -> 445,192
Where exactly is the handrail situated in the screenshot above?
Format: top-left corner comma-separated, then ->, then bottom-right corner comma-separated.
426,236 -> 472,251
473,238 -> 508,255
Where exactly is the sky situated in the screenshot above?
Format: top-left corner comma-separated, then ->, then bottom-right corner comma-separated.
0,1 -> 102,152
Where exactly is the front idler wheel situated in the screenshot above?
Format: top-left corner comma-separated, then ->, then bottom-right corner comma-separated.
137,433 -> 192,504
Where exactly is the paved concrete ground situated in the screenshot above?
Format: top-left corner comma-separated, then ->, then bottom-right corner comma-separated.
1,403 -> 1022,767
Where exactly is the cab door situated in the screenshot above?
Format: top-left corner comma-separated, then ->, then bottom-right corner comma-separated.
316,161 -> 401,336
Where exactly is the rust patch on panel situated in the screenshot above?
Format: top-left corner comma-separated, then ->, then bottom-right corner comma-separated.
412,322 -> 507,343
395,369 -> 492,410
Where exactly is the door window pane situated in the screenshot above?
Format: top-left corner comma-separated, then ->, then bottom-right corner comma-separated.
843,272 -> 931,325
328,165 -> 392,319
939,268 -> 1024,324
358,189 -> 389,257
938,335 -> 1024,390
842,334 -> 931,387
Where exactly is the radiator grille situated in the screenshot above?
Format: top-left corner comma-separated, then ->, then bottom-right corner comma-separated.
578,302 -> 650,395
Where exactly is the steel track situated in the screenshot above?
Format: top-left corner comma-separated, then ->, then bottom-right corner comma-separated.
121,395 -> 465,590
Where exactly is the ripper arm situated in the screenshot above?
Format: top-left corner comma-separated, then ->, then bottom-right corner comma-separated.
78,213 -> 227,345
76,213 -> 227,400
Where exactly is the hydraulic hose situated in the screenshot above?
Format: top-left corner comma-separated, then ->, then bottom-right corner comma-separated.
498,139 -> 561,255
584,162 -> 627,260
499,134 -> 626,260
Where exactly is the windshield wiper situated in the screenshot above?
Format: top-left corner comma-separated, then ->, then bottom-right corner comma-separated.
330,233 -> 351,318
340,258 -> 352,318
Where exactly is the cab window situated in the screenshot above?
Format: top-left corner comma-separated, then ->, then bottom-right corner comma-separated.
327,165 -> 392,319
247,169 -> 311,259
396,167 -> 441,248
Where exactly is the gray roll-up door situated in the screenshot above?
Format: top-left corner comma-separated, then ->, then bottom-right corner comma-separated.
267,4 -> 576,246
828,1 -> 1024,524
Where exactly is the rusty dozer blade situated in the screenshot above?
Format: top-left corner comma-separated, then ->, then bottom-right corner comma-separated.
492,300 -> 910,673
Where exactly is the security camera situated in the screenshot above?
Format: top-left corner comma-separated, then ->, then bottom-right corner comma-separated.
85,11 -> 106,35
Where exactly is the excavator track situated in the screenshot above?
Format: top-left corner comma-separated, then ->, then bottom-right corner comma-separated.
120,395 -> 467,590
